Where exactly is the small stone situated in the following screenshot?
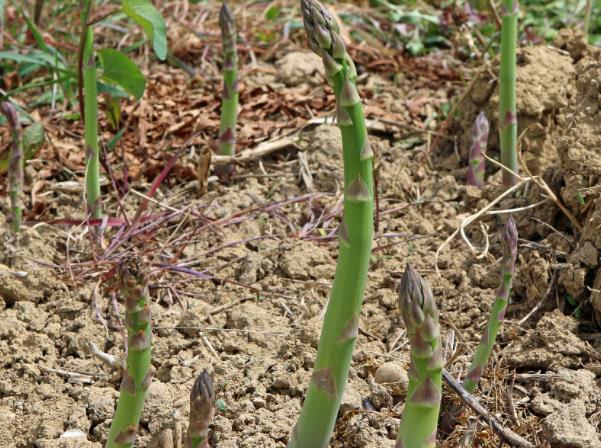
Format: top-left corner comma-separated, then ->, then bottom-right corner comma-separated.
374,362 -> 408,386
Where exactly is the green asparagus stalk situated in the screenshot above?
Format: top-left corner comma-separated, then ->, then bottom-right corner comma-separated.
80,0 -> 101,219
106,255 -> 152,448
215,1 -> 238,179
499,0 -> 518,187
396,265 -> 443,448
467,111 -> 489,189
185,370 -> 215,448
0,102 -> 24,233
463,216 -> 517,393
288,2 -> 374,447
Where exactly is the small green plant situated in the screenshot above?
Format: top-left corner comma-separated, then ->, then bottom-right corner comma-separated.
396,265 -> 443,448
187,370 -> 216,448
0,102 -> 24,233
467,111 -> 489,189
106,255 -> 153,447
463,216 -> 518,393
499,0 -> 519,187
289,1 -> 374,447
215,2 -> 239,179
78,0 -> 166,219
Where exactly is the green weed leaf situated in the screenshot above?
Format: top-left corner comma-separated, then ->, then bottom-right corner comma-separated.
122,0 -> 167,60
98,49 -> 146,99
23,122 -> 45,153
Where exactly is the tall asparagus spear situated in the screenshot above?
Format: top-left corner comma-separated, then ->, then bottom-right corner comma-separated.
185,370 -> 215,448
0,102 -> 24,233
79,0 -> 102,219
106,255 -> 152,448
396,265 -> 443,448
467,111 -> 489,189
499,0 -> 519,187
289,2 -> 374,446
215,1 -> 238,179
462,216 -> 517,393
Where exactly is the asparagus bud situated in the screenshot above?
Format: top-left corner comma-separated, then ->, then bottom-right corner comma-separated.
215,1 -> 239,179
466,111 -> 489,189
106,255 -> 152,448
289,1 -> 374,447
186,370 -> 215,448
463,216 -> 518,393
396,265 -> 443,448
0,102 -> 24,233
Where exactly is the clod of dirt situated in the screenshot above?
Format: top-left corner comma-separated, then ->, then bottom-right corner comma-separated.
553,28 -> 600,62
505,310 -> 588,369
555,55 -> 601,320
278,241 -> 332,280
276,51 -> 324,87
541,399 -> 601,448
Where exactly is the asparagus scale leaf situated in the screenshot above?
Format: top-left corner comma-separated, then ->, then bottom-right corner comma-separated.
396,265 -> 443,448
289,1 -> 374,447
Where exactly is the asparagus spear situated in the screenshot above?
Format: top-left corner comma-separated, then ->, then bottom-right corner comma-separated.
289,2 -> 374,446
106,255 -> 152,448
463,216 -> 518,393
80,0 -> 102,219
215,1 -> 238,179
396,265 -> 443,448
186,370 -> 215,448
0,102 -> 24,233
466,111 -> 489,189
499,0 -> 519,187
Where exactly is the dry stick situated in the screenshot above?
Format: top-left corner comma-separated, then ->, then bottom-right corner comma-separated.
442,369 -> 535,448
435,178 -> 527,275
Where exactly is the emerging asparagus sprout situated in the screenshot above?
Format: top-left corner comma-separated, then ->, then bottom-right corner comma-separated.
80,0 -> 102,219
396,265 -> 443,448
186,370 -> 216,448
106,255 -> 152,448
463,216 -> 518,393
0,102 -> 24,233
467,111 -> 489,189
289,1 -> 374,447
215,1 -> 239,179
499,0 -> 519,186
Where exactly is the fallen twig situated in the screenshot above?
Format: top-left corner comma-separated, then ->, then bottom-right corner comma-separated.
442,369 -> 535,448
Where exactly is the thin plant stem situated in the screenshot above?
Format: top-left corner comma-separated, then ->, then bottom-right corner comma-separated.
499,0 -> 518,186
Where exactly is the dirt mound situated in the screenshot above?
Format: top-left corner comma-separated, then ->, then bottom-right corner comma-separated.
458,45 -> 575,178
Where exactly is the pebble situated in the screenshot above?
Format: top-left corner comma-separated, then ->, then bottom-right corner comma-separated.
374,362 -> 408,387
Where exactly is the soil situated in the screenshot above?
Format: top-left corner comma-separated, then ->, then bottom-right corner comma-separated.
1,5 -> 601,448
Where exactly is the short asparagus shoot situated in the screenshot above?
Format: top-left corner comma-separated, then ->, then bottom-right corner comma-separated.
0,102 -> 24,233
215,1 -> 239,179
186,370 -> 215,448
467,111 -> 489,189
499,0 -> 519,186
106,255 -> 152,448
396,265 -> 443,448
288,2 -> 374,446
462,216 -> 518,393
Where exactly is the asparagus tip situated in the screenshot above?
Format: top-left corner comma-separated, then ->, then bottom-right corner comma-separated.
188,369 -> 216,440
